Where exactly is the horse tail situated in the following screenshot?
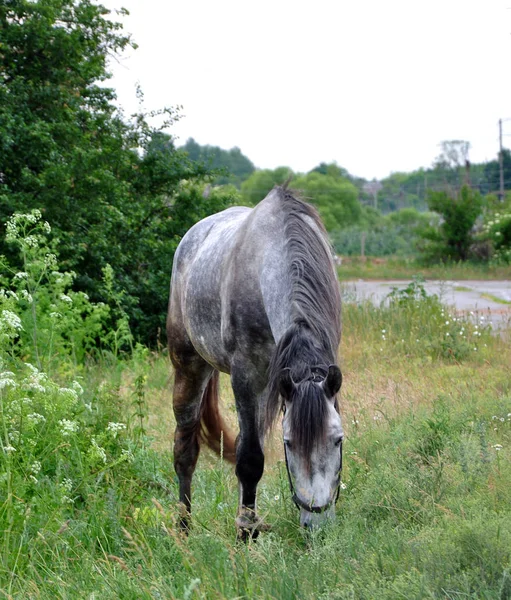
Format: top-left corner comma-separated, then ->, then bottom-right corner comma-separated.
199,371 -> 236,463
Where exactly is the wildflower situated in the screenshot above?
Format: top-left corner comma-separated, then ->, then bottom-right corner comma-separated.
58,387 -> 79,402
1,310 -> 23,331
0,372 -> 17,390
21,290 -> 33,303
59,419 -> 79,436
446,333 -> 450,337
43,221 -> 51,234
60,294 -> 72,303
274,495 -> 280,501
381,329 -> 386,333
121,448 -> 134,463
30,461 -> 41,474
14,272 -> 28,279
71,380 -> 84,396
89,438 -> 107,464
44,253 -> 57,268
3,445 -> 16,453
445,321 -> 449,325
340,482 -> 347,490
106,422 -> 126,437
492,444 -> 503,451
24,235 -> 39,248
29,475 -> 38,484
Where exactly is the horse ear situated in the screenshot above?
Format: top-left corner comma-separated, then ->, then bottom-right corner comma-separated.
279,368 -> 295,400
323,365 -> 342,398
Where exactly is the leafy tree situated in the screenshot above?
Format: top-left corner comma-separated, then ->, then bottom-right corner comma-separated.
240,167 -> 292,206
417,185 -> 483,263
0,0 -> 233,345
181,138 -> 255,187
291,171 -> 362,231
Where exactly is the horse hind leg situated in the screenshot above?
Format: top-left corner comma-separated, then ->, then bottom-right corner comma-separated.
172,359 -> 213,531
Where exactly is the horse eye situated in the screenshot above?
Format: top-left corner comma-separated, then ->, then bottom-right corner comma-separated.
284,439 -> 292,450
334,437 -> 343,447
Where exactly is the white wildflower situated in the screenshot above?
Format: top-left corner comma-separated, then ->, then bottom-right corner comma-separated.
59,419 -> 79,436
60,294 -> 72,303
492,444 -> 503,451
21,290 -> 33,303
14,272 -> 28,280
30,461 -> 41,474
3,445 -> 16,453
24,235 -> 39,248
59,387 -> 78,402
71,380 -> 84,396
1,310 -> 23,330
0,372 -> 17,390
27,412 -> 46,424
89,438 -> 107,464
340,482 -> 347,490
106,422 -> 126,438
121,449 -> 134,463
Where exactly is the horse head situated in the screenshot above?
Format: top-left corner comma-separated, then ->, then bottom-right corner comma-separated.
279,364 -> 343,528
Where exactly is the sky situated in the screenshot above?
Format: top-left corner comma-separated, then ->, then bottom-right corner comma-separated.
101,0 -> 511,180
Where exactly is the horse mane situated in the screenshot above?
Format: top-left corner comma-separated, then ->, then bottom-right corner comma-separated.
265,186 -> 341,459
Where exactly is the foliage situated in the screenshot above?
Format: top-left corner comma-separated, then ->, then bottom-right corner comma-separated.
343,276 -> 493,362
417,185 -> 483,263
332,208 -> 435,257
181,138 -> 255,187
0,0 -> 234,346
0,210 -> 118,369
240,167 -> 292,206
291,171 -> 362,230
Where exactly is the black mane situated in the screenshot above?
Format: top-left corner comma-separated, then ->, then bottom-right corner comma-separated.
265,186 -> 341,460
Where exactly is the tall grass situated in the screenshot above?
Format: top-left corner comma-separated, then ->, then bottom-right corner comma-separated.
1,213 -> 510,598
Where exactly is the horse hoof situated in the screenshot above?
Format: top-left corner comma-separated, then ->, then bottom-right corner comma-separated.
235,514 -> 270,541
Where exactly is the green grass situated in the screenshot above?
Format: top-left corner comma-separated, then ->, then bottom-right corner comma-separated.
1,283 -> 511,599
338,256 -> 511,280
480,293 -> 511,305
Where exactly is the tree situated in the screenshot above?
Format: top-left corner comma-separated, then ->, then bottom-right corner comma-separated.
417,185 -> 483,263
240,167 -> 292,206
0,0 -> 233,345
181,138 -> 255,187
291,171 -> 362,231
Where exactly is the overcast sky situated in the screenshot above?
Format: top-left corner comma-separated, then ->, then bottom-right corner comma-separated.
101,0 -> 511,180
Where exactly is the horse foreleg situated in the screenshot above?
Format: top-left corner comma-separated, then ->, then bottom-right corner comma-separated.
231,368 -> 267,540
172,364 -> 212,531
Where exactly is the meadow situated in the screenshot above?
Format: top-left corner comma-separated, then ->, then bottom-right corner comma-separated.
339,256 -> 511,281
1,214 -> 510,599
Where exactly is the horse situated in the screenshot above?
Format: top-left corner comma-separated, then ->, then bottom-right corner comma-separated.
167,185 -> 344,537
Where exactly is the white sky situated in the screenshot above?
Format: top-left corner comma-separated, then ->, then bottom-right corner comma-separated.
101,0 -> 511,180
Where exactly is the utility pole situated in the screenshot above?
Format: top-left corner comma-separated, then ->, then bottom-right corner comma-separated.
499,119 -> 504,201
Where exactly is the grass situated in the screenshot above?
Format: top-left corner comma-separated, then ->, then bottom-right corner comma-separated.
338,256 -> 511,280
1,284 -> 511,599
480,293 -> 511,305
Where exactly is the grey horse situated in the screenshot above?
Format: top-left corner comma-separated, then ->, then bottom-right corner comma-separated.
167,185 -> 343,537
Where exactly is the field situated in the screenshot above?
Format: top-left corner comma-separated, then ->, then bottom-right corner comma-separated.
339,256 -> 511,281
1,276 -> 510,600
